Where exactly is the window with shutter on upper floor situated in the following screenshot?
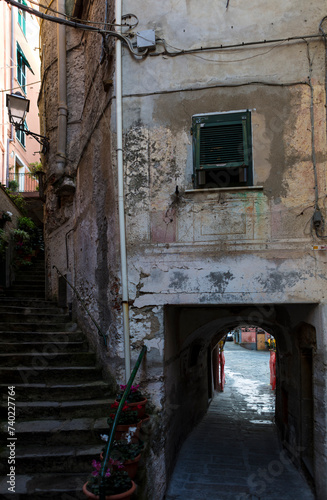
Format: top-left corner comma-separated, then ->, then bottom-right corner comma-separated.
192,110 -> 253,189
18,0 -> 27,36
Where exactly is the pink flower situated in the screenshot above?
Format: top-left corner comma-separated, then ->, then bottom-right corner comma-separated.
91,471 -> 99,477
105,471 -> 111,477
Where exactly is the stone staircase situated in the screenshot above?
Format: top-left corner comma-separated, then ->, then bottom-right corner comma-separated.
0,256 -> 115,499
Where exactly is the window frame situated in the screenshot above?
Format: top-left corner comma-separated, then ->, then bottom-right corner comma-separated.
18,0 -> 27,36
192,110 -> 253,189
16,121 -> 27,148
17,46 -> 27,93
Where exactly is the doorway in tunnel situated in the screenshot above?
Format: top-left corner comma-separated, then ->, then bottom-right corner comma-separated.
164,303 -> 319,496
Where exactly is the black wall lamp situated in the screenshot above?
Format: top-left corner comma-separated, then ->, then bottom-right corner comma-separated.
6,92 -> 49,154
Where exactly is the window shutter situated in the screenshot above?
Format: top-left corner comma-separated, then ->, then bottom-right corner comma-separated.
192,111 -> 252,188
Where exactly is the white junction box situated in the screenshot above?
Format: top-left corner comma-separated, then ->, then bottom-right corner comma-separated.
136,30 -> 156,49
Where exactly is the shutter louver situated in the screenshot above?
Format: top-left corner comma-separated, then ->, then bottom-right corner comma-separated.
199,123 -> 244,167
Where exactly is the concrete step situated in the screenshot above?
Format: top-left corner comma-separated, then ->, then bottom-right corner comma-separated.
0,313 -> 71,324
0,416 -> 109,445
4,291 -> 46,299
0,366 -> 104,384
0,305 -> 67,315
7,284 -> 45,291
1,340 -> 88,354
0,473 -> 88,499
0,398 -> 110,420
0,298 -> 60,308
0,382 -> 111,402
13,277 -> 45,285
0,322 -> 79,332
0,331 -> 84,343
0,444 -> 102,474
0,352 -> 97,367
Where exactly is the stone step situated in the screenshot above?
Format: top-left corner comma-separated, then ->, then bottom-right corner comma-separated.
0,398 -> 110,420
0,305 -> 67,315
7,283 -> 46,290
14,267 -> 45,275
0,322 -> 79,332
0,298 -> 59,308
0,313 -> 70,324
0,352 -> 97,367
1,340 -> 88,354
0,416 -> 109,445
0,366 -> 103,384
0,382 -> 111,402
14,275 -> 45,282
0,472 -> 87,499
4,291 -> 46,299
0,331 -> 83,343
0,444 -> 102,474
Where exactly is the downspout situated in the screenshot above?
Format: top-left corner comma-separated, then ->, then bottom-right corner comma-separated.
7,4 -> 14,187
115,0 -> 131,382
56,0 -> 67,177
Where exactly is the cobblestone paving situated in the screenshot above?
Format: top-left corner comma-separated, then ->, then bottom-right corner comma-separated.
165,343 -> 315,500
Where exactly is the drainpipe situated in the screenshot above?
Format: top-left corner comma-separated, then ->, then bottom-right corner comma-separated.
6,4 -> 14,187
115,0 -> 131,382
56,0 -> 67,177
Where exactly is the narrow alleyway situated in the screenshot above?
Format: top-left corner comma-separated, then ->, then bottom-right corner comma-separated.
166,343 -> 315,500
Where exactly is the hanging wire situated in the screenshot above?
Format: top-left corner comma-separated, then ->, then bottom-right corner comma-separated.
28,0 -> 138,28
5,0 -> 148,57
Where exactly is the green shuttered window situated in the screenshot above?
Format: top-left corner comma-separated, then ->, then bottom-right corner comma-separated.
192,111 -> 253,189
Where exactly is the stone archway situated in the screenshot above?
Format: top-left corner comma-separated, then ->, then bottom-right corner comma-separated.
164,302 -> 324,496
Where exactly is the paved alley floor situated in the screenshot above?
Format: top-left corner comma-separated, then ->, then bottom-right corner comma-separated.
165,342 -> 315,500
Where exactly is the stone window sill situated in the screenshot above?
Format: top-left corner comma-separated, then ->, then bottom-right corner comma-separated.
184,186 -> 264,194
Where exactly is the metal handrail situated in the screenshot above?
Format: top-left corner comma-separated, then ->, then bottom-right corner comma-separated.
52,265 -> 107,346
99,345 -> 147,500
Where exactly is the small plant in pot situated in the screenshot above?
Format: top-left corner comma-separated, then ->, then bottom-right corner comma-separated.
101,438 -> 144,480
83,459 -> 136,499
116,384 -> 147,418
107,402 -> 141,440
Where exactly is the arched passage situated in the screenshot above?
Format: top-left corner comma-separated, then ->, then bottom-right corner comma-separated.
164,303 -> 321,495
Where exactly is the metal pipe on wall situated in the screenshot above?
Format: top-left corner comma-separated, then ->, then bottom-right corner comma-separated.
115,0 -> 131,382
56,0 -> 67,176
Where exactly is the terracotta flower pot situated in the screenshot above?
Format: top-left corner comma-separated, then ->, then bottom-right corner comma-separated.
115,398 -> 147,418
139,414 -> 150,426
100,453 -> 141,480
82,481 -> 136,500
113,422 -> 141,440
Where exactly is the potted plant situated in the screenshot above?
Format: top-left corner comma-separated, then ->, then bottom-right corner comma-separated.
107,402 -> 141,440
0,229 -> 9,258
101,439 -> 144,479
116,384 -> 147,418
83,460 -> 136,500
1,211 -> 12,222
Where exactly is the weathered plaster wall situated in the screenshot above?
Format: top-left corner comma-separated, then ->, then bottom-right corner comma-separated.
39,0 -> 119,382
117,2 -> 327,497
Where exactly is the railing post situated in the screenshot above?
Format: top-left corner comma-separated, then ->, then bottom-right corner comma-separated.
99,345 -> 147,500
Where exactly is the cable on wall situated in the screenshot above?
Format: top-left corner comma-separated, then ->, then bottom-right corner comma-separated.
4,0 -> 148,57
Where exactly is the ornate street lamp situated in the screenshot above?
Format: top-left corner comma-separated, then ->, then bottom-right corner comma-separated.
6,92 -> 49,154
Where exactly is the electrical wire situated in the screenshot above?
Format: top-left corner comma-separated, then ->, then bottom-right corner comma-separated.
155,39 -> 288,64
0,80 -> 41,93
28,0 -> 138,28
151,33 -> 323,59
5,0 -> 148,57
